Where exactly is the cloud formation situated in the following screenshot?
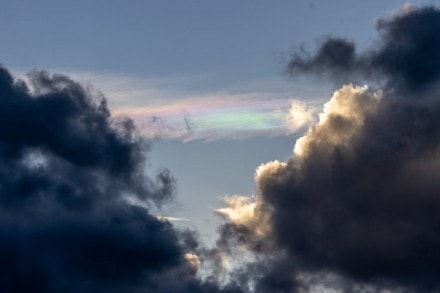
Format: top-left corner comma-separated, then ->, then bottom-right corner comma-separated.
287,5 -> 440,94
5,4 -> 440,293
0,66 -> 237,293
113,97 -> 315,141
56,70 -> 320,141
215,5 -> 440,292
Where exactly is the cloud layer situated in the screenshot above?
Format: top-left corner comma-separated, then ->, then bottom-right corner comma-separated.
214,5 -> 440,292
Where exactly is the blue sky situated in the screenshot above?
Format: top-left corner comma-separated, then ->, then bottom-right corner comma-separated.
1,0 -> 434,241
3,0 -> 424,78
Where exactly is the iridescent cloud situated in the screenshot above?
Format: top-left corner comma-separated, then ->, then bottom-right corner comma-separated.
113,94 -> 316,141
14,69 -> 321,141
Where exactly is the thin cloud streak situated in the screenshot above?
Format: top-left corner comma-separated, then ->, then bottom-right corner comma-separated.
12,68 -> 323,142
113,96 -> 316,141
157,216 -> 191,222
81,71 -> 321,141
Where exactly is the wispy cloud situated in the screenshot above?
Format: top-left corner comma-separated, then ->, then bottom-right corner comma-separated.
72,71 -> 323,141
12,68 -> 325,141
157,216 -> 191,221
113,94 -> 316,141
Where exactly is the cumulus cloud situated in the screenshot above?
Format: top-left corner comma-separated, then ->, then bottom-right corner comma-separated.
215,195 -> 271,239
293,84 -> 381,157
285,100 -> 315,134
214,5 -> 440,292
0,65 -> 239,293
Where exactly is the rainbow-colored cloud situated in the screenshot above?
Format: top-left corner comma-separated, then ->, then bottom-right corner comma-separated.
113,94 -> 315,141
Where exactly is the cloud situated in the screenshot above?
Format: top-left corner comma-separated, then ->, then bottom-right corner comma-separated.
8,4 -> 440,292
113,95 -> 316,141
0,65 -> 239,293
215,195 -> 271,239
286,5 -> 440,94
158,216 -> 191,221
10,68 -> 324,142
2,63 -> 318,293
214,5 -> 440,292
285,100 -> 315,134
32,70 -> 320,142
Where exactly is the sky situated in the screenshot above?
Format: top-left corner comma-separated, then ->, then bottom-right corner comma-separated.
1,1 -> 440,292
1,0 -> 429,239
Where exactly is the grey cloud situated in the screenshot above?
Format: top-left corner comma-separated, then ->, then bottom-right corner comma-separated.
214,5 -> 440,292
286,6 -> 440,94
0,65 -> 238,293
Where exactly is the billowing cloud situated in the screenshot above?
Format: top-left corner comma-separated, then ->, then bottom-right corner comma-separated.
215,5 -> 440,292
0,65 -> 240,293
215,195 -> 271,239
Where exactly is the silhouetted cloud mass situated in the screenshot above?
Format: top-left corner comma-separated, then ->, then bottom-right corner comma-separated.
287,6 -> 440,94
214,5 -> 440,292
0,66 -> 241,293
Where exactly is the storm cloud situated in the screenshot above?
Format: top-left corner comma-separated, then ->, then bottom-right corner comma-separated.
0,66 -> 237,293
215,5 -> 440,292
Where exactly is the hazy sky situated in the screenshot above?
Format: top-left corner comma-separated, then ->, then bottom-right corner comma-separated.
1,1 -> 440,292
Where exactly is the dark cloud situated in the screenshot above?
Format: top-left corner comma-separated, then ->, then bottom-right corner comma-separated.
214,5 -> 440,292
259,88 -> 440,291
286,6 -> 440,94
0,65 -> 235,293
287,37 -> 356,82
